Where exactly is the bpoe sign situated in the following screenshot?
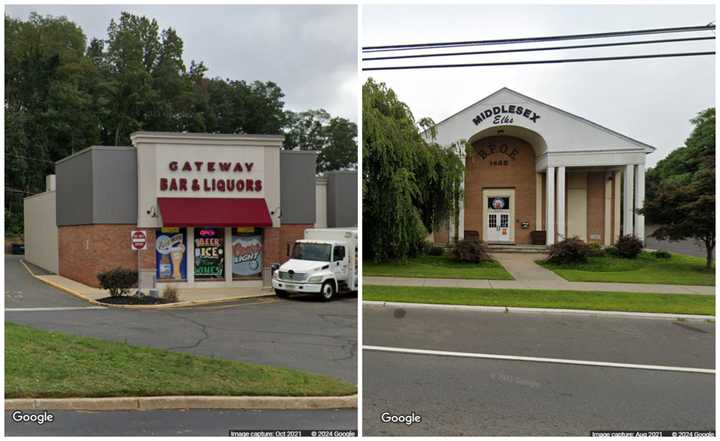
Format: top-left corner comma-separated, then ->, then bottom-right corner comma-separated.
131,230 -> 148,251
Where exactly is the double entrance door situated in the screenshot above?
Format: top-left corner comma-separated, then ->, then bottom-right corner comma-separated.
483,189 -> 514,243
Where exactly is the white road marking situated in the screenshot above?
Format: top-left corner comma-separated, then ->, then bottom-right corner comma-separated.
363,345 -> 715,375
6,306 -> 107,312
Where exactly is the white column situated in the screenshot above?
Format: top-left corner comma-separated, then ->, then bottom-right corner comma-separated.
556,166 -> 566,241
225,227 -> 233,284
634,163 -> 645,243
458,169 -> 465,242
623,164 -> 635,237
603,174 -> 612,246
546,167 -> 555,245
613,170 -> 622,242
535,173 -> 543,230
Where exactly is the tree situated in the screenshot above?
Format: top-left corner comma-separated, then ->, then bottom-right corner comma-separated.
642,108 -> 715,268
5,13 -> 100,235
363,78 -> 464,262
283,109 -> 358,172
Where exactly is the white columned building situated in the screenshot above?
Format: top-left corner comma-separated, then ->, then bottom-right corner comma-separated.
425,87 -> 655,247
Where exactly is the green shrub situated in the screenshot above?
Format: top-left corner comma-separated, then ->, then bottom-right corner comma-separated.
605,246 -> 619,257
97,268 -> 138,297
586,243 -> 606,257
449,239 -> 490,263
654,250 -> 672,259
615,235 -> 643,259
429,246 -> 444,256
546,237 -> 589,264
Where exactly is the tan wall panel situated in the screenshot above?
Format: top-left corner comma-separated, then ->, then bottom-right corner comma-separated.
587,172 -> 607,244
24,192 -> 59,273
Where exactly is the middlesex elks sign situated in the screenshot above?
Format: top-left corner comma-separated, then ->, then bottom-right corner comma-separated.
159,161 -> 262,193
472,105 -> 541,126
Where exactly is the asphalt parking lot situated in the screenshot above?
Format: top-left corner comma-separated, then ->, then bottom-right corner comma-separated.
5,255 -> 358,435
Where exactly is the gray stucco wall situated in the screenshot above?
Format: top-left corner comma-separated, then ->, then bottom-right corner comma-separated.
92,147 -> 137,223
56,149 -> 94,226
56,146 -> 137,226
326,170 -> 358,228
280,151 -> 318,224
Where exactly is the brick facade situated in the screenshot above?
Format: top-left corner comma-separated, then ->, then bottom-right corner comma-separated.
465,136 -> 537,244
279,224 -> 314,261
60,224 -> 308,287
59,224 -> 156,288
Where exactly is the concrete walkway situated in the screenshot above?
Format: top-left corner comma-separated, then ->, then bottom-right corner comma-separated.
364,253 -> 715,295
19,259 -> 271,308
35,274 -> 271,303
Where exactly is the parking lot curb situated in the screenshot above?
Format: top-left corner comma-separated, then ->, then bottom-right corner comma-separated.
363,300 -> 715,322
6,395 -> 357,411
20,259 -> 274,310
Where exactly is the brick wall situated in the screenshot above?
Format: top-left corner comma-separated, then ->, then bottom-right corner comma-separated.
280,224 -> 313,261
465,136 -> 537,244
59,224 -> 156,288
262,227 -> 281,268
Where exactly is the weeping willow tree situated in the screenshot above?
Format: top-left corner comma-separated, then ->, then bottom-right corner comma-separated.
363,78 -> 465,262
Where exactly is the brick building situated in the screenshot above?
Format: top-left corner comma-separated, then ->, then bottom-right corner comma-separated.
24,132 -> 357,288
429,88 -> 654,247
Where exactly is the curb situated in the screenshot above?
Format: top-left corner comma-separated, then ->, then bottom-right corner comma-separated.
6,394 -> 357,411
363,300 -> 715,322
20,259 -> 274,310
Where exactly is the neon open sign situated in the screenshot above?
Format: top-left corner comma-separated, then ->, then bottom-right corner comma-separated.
199,229 -> 216,237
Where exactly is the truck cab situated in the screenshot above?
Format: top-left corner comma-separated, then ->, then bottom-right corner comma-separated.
272,229 -> 357,301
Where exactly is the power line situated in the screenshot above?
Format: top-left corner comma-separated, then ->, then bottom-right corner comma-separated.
362,51 -> 715,71
363,24 -> 715,52
363,36 -> 715,61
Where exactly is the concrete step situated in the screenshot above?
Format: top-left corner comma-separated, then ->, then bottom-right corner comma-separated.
488,245 -> 548,254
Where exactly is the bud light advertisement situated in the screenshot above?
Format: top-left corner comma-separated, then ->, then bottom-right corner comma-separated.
232,232 -> 263,278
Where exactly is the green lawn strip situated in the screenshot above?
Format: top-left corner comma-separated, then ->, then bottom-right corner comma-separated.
363,255 -> 513,280
363,285 -> 715,315
537,252 -> 714,286
5,323 -> 356,399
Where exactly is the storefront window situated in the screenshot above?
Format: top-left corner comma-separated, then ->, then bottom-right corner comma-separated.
155,228 -> 187,281
232,227 -> 263,279
194,227 -> 225,281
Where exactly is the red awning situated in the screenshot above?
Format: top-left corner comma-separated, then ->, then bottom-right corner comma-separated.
157,197 -> 273,227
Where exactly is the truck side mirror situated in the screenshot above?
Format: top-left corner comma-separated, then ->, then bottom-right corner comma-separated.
271,263 -> 280,272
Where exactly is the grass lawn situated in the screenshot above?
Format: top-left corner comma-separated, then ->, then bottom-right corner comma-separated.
537,252 -> 715,286
5,322 -> 356,398
363,285 -> 715,315
363,255 -> 513,280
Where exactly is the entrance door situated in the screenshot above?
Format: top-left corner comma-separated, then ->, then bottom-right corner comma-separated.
486,196 -> 512,242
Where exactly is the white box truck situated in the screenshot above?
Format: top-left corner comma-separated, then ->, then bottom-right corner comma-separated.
271,228 -> 358,301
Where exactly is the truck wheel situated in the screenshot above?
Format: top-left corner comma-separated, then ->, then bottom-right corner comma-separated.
275,289 -> 289,298
320,281 -> 336,301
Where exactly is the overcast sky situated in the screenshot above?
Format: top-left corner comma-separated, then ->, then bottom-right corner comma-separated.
363,4 -> 715,167
6,4 -> 358,122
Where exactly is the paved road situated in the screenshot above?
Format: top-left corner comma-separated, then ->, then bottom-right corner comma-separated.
5,255 -> 357,435
5,256 -> 88,308
5,409 -> 356,436
363,303 -> 715,436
